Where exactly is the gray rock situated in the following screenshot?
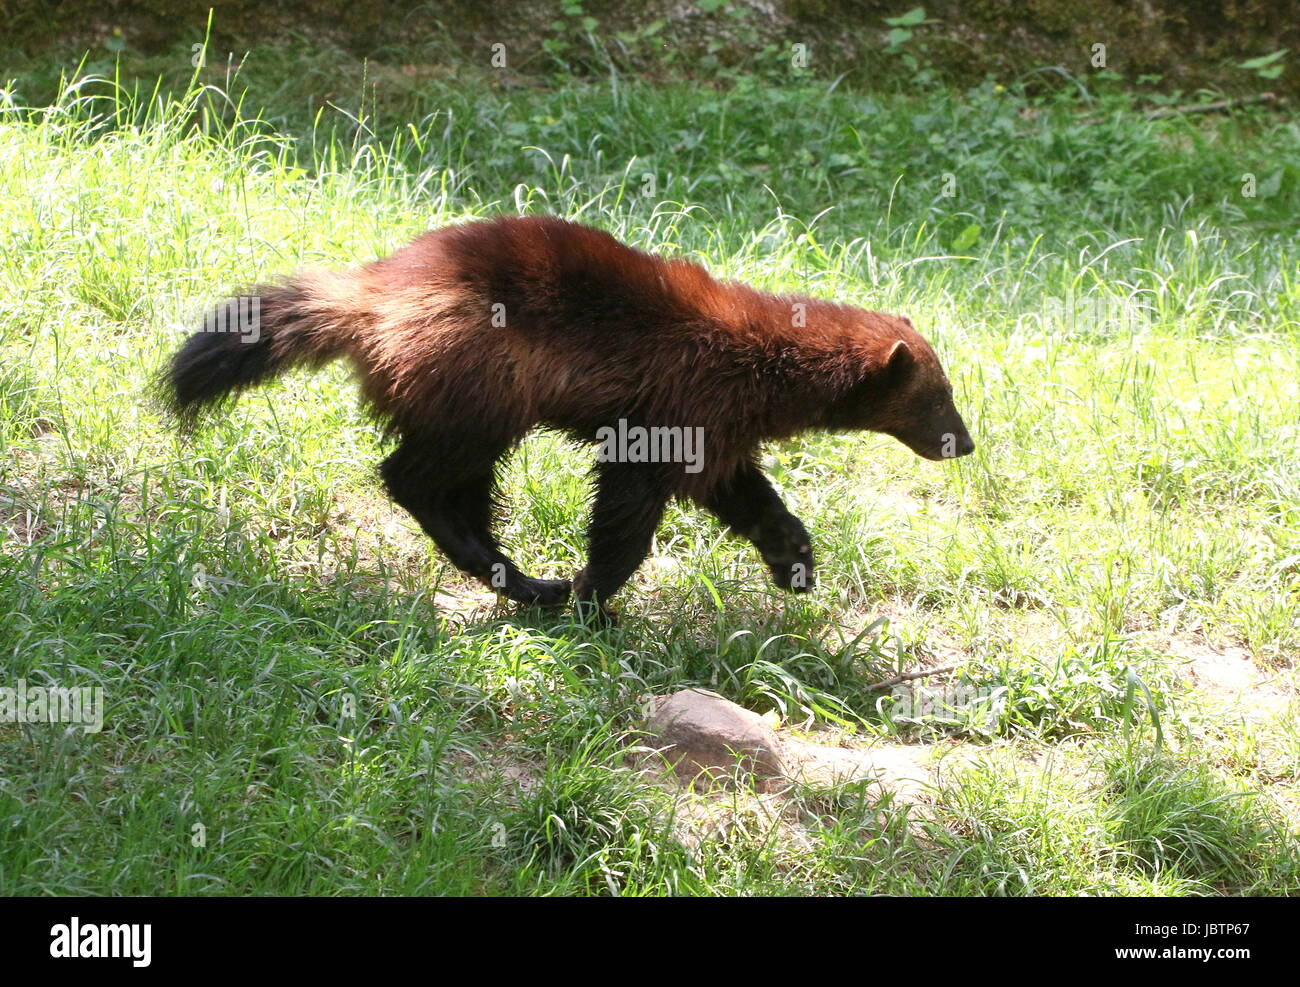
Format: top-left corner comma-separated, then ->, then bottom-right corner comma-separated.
646,689 -> 786,788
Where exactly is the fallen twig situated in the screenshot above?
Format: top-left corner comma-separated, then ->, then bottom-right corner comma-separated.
866,665 -> 957,691
1078,92 -> 1279,126
1144,92 -> 1278,119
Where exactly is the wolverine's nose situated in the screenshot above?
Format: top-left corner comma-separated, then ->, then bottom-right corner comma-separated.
939,427 -> 974,459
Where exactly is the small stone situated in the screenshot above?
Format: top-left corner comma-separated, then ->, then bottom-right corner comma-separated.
646,689 -> 786,788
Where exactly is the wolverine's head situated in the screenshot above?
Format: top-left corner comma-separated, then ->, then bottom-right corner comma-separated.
826,314 -> 975,461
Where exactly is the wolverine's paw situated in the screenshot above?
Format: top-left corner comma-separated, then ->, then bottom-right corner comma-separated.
571,570 -> 619,626
769,556 -> 811,595
766,545 -> 815,593
754,515 -> 815,593
511,577 -> 573,607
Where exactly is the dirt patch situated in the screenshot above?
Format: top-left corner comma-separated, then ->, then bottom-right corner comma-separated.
450,748 -> 542,798
781,735 -> 934,800
1159,633 -> 1294,720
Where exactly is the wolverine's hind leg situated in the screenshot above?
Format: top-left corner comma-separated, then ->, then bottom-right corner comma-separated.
572,462 -> 674,621
380,437 -> 571,607
697,459 -> 815,593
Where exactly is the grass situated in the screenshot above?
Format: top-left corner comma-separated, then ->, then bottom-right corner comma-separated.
0,39 -> 1297,895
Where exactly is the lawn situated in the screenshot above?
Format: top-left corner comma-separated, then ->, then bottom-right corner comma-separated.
0,41 -> 1297,895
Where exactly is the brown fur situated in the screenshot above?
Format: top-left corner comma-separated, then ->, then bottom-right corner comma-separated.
163,215 -> 973,615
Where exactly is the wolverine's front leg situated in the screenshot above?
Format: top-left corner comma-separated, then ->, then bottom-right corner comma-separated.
572,462 -> 673,621
699,459 -> 815,593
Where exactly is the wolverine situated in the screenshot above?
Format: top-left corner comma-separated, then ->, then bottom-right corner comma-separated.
161,215 -> 974,617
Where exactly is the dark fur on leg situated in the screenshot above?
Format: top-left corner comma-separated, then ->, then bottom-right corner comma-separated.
380,438 -> 571,607
572,462 -> 673,622
699,460 -> 815,593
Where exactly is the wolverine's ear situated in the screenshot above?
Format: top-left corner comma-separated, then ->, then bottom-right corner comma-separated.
885,339 -> 915,373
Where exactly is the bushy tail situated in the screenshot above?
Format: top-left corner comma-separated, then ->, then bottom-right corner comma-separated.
159,274 -> 356,431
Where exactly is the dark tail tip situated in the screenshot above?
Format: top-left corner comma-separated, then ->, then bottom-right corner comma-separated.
157,296 -> 279,433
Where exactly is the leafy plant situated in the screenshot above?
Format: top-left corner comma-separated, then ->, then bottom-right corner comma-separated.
1238,49 -> 1288,80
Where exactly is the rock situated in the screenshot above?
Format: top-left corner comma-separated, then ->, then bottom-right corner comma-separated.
646,689 -> 786,788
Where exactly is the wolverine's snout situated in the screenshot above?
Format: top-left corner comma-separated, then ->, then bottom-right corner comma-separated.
898,420 -> 975,461
949,426 -> 976,458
